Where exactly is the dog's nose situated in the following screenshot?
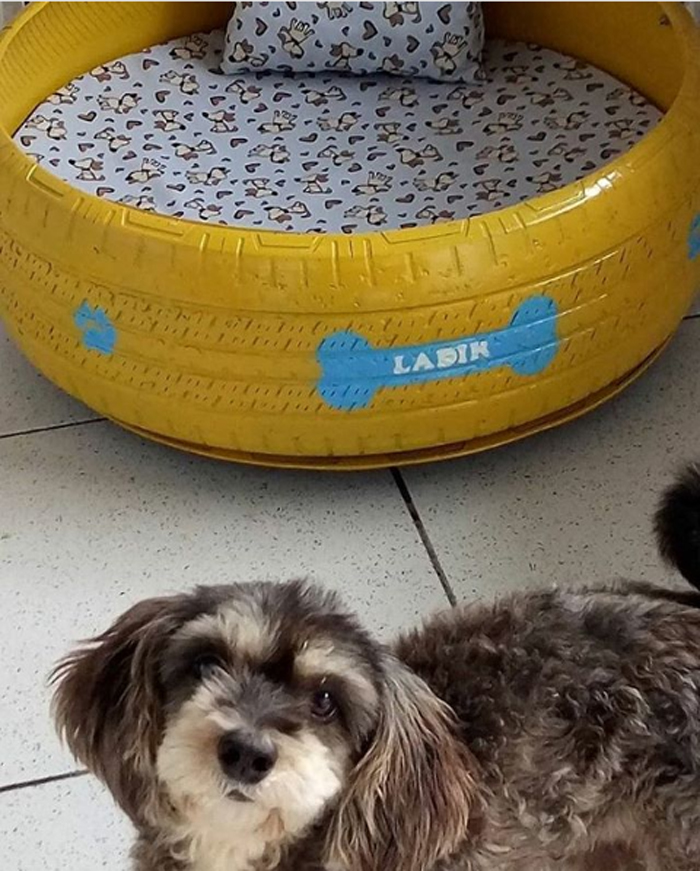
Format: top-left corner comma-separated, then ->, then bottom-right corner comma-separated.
218,730 -> 278,785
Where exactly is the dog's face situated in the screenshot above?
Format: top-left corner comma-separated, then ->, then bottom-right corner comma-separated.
155,583 -> 383,845
52,581 -> 478,871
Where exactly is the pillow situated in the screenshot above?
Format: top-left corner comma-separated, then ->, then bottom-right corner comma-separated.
221,2 -> 484,83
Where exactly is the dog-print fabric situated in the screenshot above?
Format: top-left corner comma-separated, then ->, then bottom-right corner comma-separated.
15,30 -> 661,234
221,2 -> 484,84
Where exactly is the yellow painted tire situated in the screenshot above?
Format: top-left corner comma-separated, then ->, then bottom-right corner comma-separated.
1,2 -> 700,469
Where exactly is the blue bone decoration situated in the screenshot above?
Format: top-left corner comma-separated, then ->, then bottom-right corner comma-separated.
317,295 -> 559,411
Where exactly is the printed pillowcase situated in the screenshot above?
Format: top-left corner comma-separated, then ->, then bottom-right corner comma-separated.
221,2 -> 484,83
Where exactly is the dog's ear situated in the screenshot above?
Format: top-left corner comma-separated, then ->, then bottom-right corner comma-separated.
326,656 -> 480,871
51,595 -> 192,824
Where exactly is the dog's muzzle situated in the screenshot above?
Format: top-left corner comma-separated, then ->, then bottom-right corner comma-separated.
218,729 -> 278,790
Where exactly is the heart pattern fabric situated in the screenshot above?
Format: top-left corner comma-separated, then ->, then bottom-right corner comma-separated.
15,30 -> 660,233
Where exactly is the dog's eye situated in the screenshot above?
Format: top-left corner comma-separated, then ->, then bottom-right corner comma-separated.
310,688 -> 338,721
193,653 -> 224,677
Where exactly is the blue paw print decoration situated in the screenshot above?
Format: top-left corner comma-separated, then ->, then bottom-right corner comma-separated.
74,301 -> 117,355
688,213 -> 700,261
317,294 -> 559,411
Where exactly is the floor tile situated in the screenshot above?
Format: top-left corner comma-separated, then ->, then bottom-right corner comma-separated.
0,324 -> 99,436
0,775 -> 132,871
0,424 -> 445,785
402,319 -> 700,600
686,290 -> 700,317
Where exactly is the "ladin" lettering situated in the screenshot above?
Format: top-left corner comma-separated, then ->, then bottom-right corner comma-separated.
392,340 -> 490,375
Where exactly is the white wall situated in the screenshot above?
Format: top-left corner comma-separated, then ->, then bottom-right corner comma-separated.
0,2 -> 25,28
2,1 -> 699,27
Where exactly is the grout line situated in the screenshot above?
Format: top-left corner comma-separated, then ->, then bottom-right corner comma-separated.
391,468 -> 457,607
684,312 -> 700,321
0,769 -> 88,796
0,417 -> 106,442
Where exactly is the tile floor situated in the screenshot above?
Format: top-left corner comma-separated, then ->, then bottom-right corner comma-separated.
2,304 -> 700,869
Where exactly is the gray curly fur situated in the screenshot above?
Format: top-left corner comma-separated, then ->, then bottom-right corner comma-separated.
395,581 -> 700,869
53,466 -> 700,871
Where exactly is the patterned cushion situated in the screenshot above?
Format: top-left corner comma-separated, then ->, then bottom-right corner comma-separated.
221,1 -> 484,83
15,31 -> 661,234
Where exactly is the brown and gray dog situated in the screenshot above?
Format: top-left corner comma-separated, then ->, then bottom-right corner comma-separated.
53,466 -> 700,871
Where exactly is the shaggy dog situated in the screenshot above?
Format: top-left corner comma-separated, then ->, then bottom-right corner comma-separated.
53,466 -> 700,871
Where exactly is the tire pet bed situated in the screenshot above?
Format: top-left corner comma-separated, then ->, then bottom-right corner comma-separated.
1,2 -> 699,469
